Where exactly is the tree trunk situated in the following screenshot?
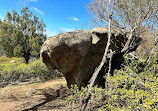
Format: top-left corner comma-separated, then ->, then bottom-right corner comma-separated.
81,14 -> 112,111
25,56 -> 29,64
24,52 -> 30,64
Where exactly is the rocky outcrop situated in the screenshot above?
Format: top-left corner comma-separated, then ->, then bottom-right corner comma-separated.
40,27 -> 141,88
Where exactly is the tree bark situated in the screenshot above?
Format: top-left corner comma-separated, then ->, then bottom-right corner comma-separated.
81,11 -> 112,111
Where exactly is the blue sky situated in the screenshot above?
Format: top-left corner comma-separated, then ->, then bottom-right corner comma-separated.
0,0 -> 91,37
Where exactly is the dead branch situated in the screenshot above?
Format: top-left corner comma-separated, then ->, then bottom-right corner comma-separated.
105,49 -> 114,91
81,0 -> 115,110
144,37 -> 158,69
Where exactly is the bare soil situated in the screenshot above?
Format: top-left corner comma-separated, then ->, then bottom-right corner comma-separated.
0,77 -> 75,111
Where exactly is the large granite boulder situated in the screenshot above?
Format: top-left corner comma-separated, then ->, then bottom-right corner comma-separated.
40,27 -> 141,88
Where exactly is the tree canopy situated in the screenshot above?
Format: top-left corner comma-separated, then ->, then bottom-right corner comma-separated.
88,0 -> 158,33
0,7 -> 46,63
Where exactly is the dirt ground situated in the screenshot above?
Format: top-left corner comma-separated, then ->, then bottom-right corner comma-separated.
0,77 -> 76,111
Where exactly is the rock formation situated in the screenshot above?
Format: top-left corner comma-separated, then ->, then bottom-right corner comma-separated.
40,27 -> 141,88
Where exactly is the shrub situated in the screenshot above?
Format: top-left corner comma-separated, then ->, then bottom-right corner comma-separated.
66,52 -> 158,110
0,57 -> 63,87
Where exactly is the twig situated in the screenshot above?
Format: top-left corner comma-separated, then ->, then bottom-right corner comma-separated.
81,1 -> 115,110
105,49 -> 114,91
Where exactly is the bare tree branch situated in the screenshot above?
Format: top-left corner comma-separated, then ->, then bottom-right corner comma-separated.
105,49 -> 113,91
81,0 -> 116,110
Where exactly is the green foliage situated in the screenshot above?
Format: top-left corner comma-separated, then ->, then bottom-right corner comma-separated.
0,56 -> 21,62
66,52 -> 158,110
14,45 -> 23,57
0,7 -> 46,63
66,84 -> 107,110
0,57 -> 63,87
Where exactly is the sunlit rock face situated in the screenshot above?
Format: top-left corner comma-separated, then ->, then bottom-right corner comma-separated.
40,27 -> 141,88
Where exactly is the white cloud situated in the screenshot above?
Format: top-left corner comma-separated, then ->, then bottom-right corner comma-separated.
28,0 -> 37,1
69,17 -> 79,21
31,7 -> 45,15
18,0 -> 27,5
58,28 -> 75,33
45,30 -> 56,37
18,0 -> 37,5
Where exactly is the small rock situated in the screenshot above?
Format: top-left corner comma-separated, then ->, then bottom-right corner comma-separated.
26,89 -> 38,95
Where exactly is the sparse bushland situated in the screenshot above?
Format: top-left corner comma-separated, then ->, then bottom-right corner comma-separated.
66,50 -> 158,110
0,57 -> 63,88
